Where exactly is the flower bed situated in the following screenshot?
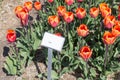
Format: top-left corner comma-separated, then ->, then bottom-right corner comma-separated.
4,0 -> 120,80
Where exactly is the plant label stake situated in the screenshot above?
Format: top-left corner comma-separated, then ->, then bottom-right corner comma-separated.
41,32 -> 65,80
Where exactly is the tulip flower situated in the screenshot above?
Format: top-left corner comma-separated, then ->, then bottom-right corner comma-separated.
99,3 -> 108,12
54,33 -> 62,36
48,15 -> 60,28
24,1 -> 32,12
77,24 -> 89,37
65,0 -> 74,6
79,46 -> 92,61
57,6 -> 66,16
6,29 -> 16,43
101,7 -> 111,18
75,7 -> 86,19
118,4 -> 120,12
89,7 -> 99,18
18,8 -> 29,26
63,11 -> 74,23
102,31 -> 116,45
34,1 -> 42,10
115,20 -> 120,26
48,0 -> 54,3
14,6 -> 23,17
103,15 -> 115,29
112,25 -> 120,37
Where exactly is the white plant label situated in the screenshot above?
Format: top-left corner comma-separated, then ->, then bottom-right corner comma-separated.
41,32 -> 65,52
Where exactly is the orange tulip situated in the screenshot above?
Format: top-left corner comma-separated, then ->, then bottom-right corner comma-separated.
57,6 -> 66,16
48,15 -> 60,28
6,29 -> 16,42
102,31 -> 116,45
79,46 -> 92,61
90,7 -> 99,18
77,24 -> 89,37
34,1 -> 42,10
99,3 -> 108,12
63,11 -> 74,23
115,20 -> 120,26
112,25 -> 120,37
18,8 -> 29,26
103,15 -> 115,29
24,1 -> 32,11
101,7 -> 111,18
65,0 -> 74,6
75,8 -> 86,19
14,6 -> 23,17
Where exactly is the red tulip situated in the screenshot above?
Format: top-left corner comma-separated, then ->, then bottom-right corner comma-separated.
77,24 -> 89,37
24,1 -> 32,12
65,0 -> 74,6
6,30 -> 16,42
75,7 -> 86,19
48,15 -> 60,27
54,33 -> 62,36
48,0 -> 54,3
14,6 -> 23,17
63,11 -> 74,23
34,1 -> 42,10
79,46 -> 92,61
102,31 -> 116,45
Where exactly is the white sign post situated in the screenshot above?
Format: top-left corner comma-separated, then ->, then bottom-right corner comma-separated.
41,32 -> 65,80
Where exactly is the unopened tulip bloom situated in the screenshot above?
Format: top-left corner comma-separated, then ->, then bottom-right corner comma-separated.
103,15 -> 115,29
112,25 -> 120,37
48,15 -> 60,28
15,6 -> 23,17
34,1 -> 42,10
90,7 -> 99,18
102,31 -> 116,45
65,0 -> 74,6
63,11 -> 74,23
79,46 -> 92,61
6,29 -> 16,42
18,8 -> 29,26
24,1 -> 32,12
77,24 -> 89,37
57,6 -> 66,16
76,8 -> 86,19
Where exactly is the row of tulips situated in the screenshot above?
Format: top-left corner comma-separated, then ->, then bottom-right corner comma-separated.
4,0 -> 120,79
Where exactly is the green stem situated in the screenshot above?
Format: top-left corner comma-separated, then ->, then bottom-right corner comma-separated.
57,52 -> 61,78
104,44 -> 109,70
86,60 -> 89,79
